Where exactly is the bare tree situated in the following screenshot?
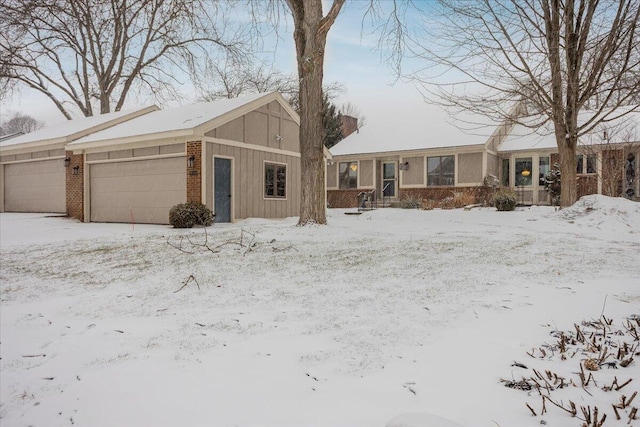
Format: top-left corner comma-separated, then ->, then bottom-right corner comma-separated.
286,0 -> 346,225
410,0 -> 640,207
198,59 -> 299,102
243,0 -> 411,225
1,112 -> 44,135
0,0 -> 249,119
197,58 -> 346,114
248,0 -> 411,225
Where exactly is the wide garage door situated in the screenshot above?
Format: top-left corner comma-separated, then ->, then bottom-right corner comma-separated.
4,160 -> 65,213
90,157 -> 185,224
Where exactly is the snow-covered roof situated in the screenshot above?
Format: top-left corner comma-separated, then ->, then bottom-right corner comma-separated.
69,92 -> 289,147
330,104 -> 494,157
0,132 -> 23,142
499,105 -> 640,152
0,107 -> 157,149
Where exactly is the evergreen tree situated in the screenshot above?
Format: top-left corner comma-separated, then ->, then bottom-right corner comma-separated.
322,94 -> 343,149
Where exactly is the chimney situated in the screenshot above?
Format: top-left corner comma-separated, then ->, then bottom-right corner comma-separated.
340,115 -> 358,139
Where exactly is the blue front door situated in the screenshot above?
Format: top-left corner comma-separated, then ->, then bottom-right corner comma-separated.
214,158 -> 232,222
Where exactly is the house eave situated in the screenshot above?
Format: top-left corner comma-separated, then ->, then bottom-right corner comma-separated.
331,143 -> 487,160
67,129 -> 196,153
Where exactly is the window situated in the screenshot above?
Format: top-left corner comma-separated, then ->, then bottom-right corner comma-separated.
427,155 -> 454,186
515,157 -> 532,186
539,157 -> 550,185
576,155 -> 584,174
265,163 -> 286,198
501,158 -> 510,187
339,162 -> 357,189
587,154 -> 597,174
576,154 -> 597,174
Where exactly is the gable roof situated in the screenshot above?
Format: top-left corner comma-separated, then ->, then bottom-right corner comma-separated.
499,105 -> 640,152
68,92 -> 298,150
0,107 -> 158,152
330,104 -> 494,157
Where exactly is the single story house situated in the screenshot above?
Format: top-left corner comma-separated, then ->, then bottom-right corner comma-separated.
65,91 -> 301,224
328,105 -> 639,207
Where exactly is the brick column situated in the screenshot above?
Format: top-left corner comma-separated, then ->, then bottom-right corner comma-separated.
66,151 -> 84,221
186,141 -> 202,203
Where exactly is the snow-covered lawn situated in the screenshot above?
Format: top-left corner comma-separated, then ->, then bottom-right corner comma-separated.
1,195 -> 639,427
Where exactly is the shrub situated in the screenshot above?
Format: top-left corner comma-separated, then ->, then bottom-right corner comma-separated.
439,196 -> 456,209
451,191 -> 476,208
543,163 -> 561,206
422,199 -> 437,210
400,194 -> 422,209
169,202 -> 214,228
493,190 -> 517,211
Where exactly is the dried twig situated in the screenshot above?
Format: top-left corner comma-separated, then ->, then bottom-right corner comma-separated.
525,402 -> 537,416
174,274 -> 200,293
616,378 -> 633,391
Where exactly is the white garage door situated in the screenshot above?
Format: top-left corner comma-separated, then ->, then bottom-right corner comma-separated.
90,157 -> 185,224
4,160 -> 66,213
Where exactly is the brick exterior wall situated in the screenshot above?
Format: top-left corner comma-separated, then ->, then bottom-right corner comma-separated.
186,141 -> 202,203
340,115 -> 358,139
328,186 -> 488,208
399,187 -> 485,203
577,175 -> 598,198
327,189 -> 362,208
602,149 -> 624,196
66,151 -> 84,221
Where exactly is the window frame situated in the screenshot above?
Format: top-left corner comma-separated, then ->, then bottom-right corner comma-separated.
427,155 -> 455,187
264,161 -> 287,199
539,156 -> 550,186
501,158 -> 510,187
515,157 -> 533,186
338,161 -> 358,190
576,154 -> 598,174
586,154 -> 597,174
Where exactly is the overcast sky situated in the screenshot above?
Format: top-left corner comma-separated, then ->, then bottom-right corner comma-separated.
0,2 -> 439,128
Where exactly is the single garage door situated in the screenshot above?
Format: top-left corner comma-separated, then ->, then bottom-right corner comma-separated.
4,160 -> 65,213
90,157 -> 185,224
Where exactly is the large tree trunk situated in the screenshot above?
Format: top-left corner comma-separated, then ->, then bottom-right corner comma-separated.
288,0 -> 344,225
296,15 -> 327,225
558,141 -> 578,207
544,0 -> 580,208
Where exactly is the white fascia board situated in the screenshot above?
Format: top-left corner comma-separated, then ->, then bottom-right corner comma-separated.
68,130 -> 194,153
0,140 -> 67,155
331,144 -> 487,160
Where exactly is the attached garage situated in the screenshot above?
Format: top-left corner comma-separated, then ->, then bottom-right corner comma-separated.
90,157 -> 185,224
4,159 -> 65,213
0,107 -> 158,215
67,92 -> 302,225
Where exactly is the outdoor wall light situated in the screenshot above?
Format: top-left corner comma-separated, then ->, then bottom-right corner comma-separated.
72,165 -> 80,175
187,155 -> 196,168
402,161 -> 410,170
64,157 -> 71,167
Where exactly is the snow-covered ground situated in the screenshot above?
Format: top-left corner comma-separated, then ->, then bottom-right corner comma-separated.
1,195 -> 639,427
